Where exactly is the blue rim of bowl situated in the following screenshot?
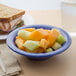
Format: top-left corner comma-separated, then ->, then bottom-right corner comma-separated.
6,25 -> 72,58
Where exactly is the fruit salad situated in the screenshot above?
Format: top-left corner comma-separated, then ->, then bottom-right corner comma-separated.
15,28 -> 66,53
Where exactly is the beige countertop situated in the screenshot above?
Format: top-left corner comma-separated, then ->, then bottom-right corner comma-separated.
28,10 -> 62,27
0,10 -> 76,76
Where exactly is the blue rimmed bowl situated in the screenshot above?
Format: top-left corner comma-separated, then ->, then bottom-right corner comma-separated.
6,25 -> 72,60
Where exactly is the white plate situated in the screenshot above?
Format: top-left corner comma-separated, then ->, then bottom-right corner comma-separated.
0,34 -> 8,40
0,14 -> 35,40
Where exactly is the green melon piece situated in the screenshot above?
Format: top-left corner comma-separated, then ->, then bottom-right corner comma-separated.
56,34 -> 66,45
18,30 -> 31,40
23,40 -> 40,51
52,42 -> 61,50
45,48 -> 53,53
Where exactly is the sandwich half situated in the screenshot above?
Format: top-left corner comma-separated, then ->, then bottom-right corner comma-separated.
0,4 -> 25,34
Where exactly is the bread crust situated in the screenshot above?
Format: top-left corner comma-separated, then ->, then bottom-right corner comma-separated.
0,4 -> 25,22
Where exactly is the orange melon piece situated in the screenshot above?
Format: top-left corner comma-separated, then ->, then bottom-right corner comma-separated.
45,30 -> 51,33
22,28 -> 36,32
29,29 -> 48,41
45,29 -> 60,47
40,39 -> 49,49
24,48 -> 33,53
51,29 -> 60,38
16,36 -> 21,39
15,37 -> 25,50
35,47 -> 45,53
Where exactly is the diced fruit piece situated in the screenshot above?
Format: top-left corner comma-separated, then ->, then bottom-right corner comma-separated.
29,29 -> 48,41
37,29 -> 49,36
18,30 -> 31,40
52,42 -> 61,50
23,40 -> 40,51
45,30 -> 51,33
24,48 -> 36,53
51,29 -> 60,37
45,48 -> 53,53
15,38 -> 25,50
16,36 -> 21,39
45,29 -> 60,47
23,28 -> 36,32
56,35 -> 66,45
35,47 -> 45,53
40,39 -> 49,49
24,47 -> 44,53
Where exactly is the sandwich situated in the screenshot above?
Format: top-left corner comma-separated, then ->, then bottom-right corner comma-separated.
0,4 -> 25,34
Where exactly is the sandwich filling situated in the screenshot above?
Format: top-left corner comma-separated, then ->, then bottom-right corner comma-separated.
0,21 -> 24,34
0,16 -> 23,32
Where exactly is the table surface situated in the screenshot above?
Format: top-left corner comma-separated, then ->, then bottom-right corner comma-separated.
0,10 -> 76,76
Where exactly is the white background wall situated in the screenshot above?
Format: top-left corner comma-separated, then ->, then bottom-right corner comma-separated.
0,0 -> 62,10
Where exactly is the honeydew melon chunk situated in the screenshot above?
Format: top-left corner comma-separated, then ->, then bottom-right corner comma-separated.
45,48 -> 53,53
52,42 -> 61,50
23,40 -> 40,51
18,30 -> 31,40
56,35 -> 66,45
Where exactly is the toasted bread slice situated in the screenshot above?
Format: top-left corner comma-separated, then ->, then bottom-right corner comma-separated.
0,4 -> 25,22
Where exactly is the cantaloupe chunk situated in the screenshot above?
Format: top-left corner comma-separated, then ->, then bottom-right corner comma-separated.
24,48 -> 34,53
45,29 -> 60,47
16,36 -> 21,39
35,47 -> 45,53
22,28 -> 36,32
15,38 -> 25,50
29,29 -> 48,41
40,39 -> 49,49
51,29 -> 60,38
45,30 -> 51,33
